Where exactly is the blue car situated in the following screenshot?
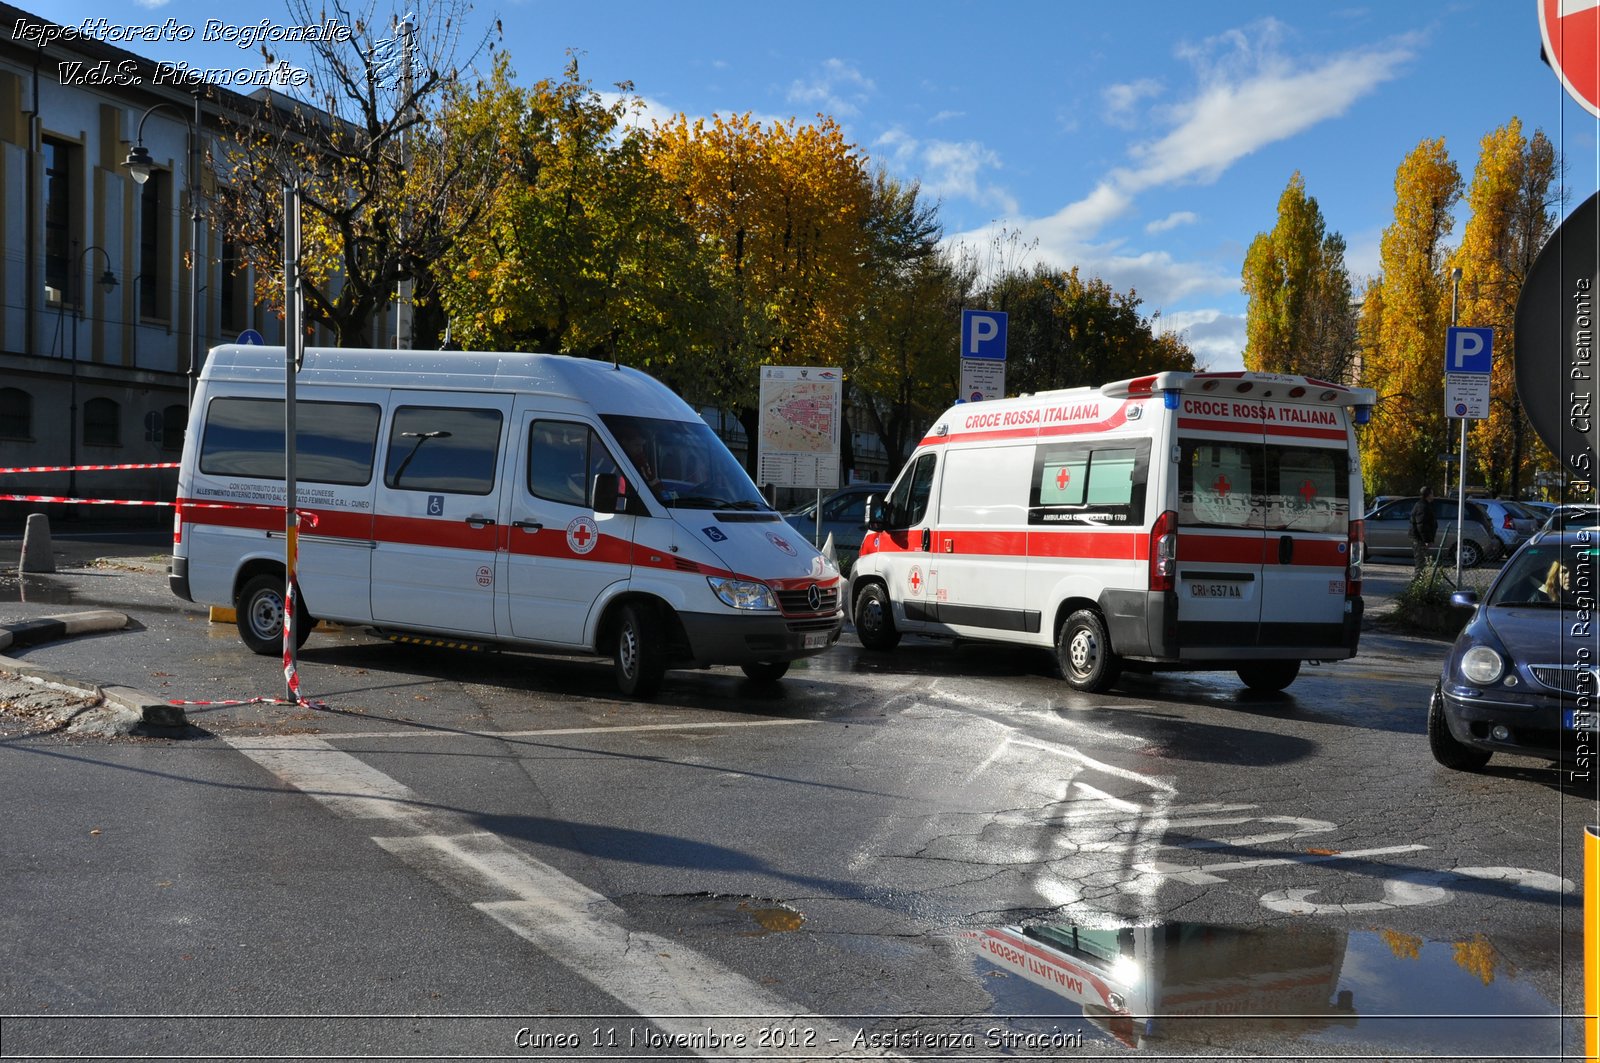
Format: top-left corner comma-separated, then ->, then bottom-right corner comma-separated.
1430,531 -> 1600,771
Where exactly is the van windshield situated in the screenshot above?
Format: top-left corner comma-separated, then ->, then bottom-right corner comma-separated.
602,414 -> 771,511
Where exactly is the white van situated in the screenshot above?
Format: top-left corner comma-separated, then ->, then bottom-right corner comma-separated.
170,346 -> 843,697
849,371 -> 1376,692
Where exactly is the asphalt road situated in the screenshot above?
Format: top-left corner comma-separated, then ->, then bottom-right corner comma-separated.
0,535 -> 1588,1061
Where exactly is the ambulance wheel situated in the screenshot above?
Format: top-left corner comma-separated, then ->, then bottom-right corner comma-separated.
1058,610 -> 1120,692
614,601 -> 666,699
853,583 -> 901,651
741,660 -> 791,683
236,573 -> 312,656
1428,685 -> 1492,771
1236,660 -> 1301,692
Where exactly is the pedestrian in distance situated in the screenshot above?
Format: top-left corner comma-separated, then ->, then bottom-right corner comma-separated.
1410,486 -> 1438,570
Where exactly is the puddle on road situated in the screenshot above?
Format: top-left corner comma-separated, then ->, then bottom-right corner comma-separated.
969,919 -> 1573,1055
630,893 -> 806,937
0,575 -> 76,606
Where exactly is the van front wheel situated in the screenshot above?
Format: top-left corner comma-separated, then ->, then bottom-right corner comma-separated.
853,583 -> 901,651
1058,610 -> 1120,693
236,573 -> 312,656
614,602 -> 667,699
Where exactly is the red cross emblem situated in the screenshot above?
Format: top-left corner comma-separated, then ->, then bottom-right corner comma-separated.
1212,474 -> 1232,497
566,516 -> 599,555
1299,479 -> 1317,502
909,566 -> 923,594
1056,467 -> 1071,491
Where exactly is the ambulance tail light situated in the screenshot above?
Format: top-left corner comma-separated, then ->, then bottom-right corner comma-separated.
172,505 -> 183,546
1150,510 -> 1177,592
1347,519 -> 1365,596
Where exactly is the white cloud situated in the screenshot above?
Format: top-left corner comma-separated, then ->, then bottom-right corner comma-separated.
787,58 -> 875,118
1146,211 -> 1199,235
133,0 -> 170,7
600,91 -> 679,133
1102,78 -> 1162,128
1156,308 -> 1246,373
874,128 -> 1015,217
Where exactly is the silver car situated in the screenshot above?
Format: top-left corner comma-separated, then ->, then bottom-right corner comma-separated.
1362,496 -> 1498,568
784,482 -> 891,575
1477,499 -> 1541,558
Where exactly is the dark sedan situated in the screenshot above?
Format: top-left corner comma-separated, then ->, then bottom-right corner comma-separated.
1429,531 -> 1600,771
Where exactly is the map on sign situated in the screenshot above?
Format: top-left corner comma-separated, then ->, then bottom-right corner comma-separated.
757,366 -> 841,490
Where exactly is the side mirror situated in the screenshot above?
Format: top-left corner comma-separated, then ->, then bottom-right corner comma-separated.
1450,590 -> 1480,608
591,472 -> 622,513
866,495 -> 888,531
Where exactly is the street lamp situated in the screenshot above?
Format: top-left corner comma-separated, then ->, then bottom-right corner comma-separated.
123,95 -> 202,409
68,245 -> 118,502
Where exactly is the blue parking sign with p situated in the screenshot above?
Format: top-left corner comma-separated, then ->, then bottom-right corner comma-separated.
1446,327 -> 1493,374
962,309 -> 1008,361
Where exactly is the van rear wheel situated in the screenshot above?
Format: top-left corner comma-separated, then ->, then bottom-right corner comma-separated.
236,573 -> 312,656
614,602 -> 667,699
853,583 -> 901,651
1058,609 -> 1120,693
1236,660 -> 1300,692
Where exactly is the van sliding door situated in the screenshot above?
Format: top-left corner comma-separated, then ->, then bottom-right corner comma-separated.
370,393 -> 514,636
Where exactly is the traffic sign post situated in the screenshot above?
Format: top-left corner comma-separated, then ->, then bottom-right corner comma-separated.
1445,323 -> 1492,585
959,309 -> 1007,401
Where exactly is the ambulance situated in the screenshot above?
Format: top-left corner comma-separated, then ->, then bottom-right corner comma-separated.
169,346 -> 843,697
849,371 -> 1375,692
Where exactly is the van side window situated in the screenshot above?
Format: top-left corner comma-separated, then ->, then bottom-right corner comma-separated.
885,453 -> 937,527
529,420 -> 613,506
1179,441 -> 1256,529
1030,441 -> 1149,524
199,397 -> 380,485
384,406 -> 503,494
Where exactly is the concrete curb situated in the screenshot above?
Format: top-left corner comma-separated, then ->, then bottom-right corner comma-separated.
0,610 -> 187,731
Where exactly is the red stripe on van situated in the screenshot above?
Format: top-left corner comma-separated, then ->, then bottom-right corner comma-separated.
1176,417 -> 1347,441
1181,532 -> 1349,567
867,527 -> 1146,560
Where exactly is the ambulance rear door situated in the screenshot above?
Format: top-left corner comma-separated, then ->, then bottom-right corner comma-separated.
1255,419 -> 1352,653
1175,423 -> 1268,652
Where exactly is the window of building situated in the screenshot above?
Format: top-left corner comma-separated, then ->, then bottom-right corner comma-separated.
139,172 -> 168,320
43,137 -> 78,303
0,387 -> 31,440
83,397 -> 121,447
161,404 -> 187,453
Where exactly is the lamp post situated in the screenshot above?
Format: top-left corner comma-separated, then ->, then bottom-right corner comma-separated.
122,95 -> 201,410
69,245 -> 118,502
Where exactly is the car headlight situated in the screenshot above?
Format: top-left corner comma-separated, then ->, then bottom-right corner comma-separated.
707,577 -> 777,611
1460,645 -> 1506,685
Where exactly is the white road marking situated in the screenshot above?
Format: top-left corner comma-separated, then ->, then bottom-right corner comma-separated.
223,734 -> 890,1059
1136,843 -> 1431,886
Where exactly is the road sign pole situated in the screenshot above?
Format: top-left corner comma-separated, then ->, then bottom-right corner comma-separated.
1451,270 -> 1464,587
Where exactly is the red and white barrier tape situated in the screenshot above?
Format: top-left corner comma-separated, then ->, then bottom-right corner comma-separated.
0,494 -> 173,506
0,462 -> 179,474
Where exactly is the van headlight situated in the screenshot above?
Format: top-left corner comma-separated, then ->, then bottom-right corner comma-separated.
1460,645 -> 1505,685
707,577 -> 777,611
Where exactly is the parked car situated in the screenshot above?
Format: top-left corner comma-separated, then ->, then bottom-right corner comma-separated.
784,482 -> 890,575
1476,498 -> 1541,557
1429,531 -> 1597,770
1536,504 -> 1600,534
1362,496 -> 1498,568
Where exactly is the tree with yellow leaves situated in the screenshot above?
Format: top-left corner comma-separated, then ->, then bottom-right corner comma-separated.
1359,138 -> 1463,495
1241,172 -> 1356,381
1451,119 -> 1559,497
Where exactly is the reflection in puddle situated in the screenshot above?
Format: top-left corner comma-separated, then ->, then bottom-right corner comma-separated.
0,576 -> 75,605
972,920 -> 1572,1054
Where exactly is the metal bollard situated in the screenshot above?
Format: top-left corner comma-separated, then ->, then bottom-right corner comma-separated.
18,512 -> 55,573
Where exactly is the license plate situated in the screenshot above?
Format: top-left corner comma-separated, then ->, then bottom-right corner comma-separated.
803,632 -> 829,649
1188,582 -> 1243,599
1568,710 -> 1597,731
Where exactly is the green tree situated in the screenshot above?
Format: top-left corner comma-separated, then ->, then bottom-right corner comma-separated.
984,265 -> 1196,395
1359,138 -> 1463,495
1451,119 -> 1559,496
434,53 -> 726,385
1241,172 -> 1357,381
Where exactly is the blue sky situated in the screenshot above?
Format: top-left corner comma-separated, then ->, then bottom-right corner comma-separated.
42,1 -> 1600,372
